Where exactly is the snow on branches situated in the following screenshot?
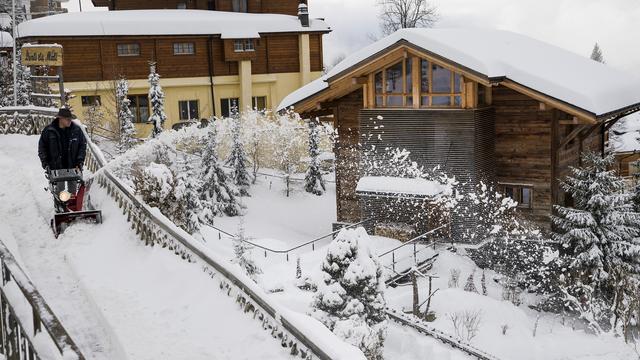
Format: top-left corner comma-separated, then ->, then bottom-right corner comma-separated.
305,117 -> 326,196
225,116 -> 252,196
199,125 -> 242,221
116,77 -> 137,154
553,152 -> 640,334
148,62 -> 167,138
312,227 -> 387,360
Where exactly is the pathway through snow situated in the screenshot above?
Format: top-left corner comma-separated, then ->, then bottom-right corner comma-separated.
0,135 -> 291,360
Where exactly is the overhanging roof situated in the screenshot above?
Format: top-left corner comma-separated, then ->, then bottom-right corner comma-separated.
17,9 -> 331,39
279,28 -> 640,121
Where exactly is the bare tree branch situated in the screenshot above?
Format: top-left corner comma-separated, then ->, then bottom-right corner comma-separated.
378,0 -> 439,36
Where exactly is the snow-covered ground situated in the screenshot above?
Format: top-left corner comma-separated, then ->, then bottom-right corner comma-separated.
0,134 -> 295,360
201,170 -> 640,360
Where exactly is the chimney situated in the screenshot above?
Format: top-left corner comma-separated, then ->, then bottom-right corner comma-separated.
298,1 -> 309,27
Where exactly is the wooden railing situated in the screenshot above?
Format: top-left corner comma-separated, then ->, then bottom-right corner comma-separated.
0,107 -> 57,135
0,241 -> 86,360
82,129 -> 357,360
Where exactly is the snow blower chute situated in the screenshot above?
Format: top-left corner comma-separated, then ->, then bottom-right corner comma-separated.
48,168 -> 102,238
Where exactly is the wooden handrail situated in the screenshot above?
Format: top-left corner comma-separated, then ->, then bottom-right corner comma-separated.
0,240 -> 86,360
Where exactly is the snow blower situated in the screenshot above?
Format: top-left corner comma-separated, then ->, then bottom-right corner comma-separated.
47,168 -> 102,238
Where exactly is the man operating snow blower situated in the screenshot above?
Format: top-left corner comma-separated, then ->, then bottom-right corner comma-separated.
38,108 -> 102,237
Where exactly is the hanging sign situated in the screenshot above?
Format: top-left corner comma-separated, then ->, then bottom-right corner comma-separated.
21,44 -> 63,67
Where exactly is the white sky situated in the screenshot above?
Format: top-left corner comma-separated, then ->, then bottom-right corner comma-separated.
64,0 -> 640,74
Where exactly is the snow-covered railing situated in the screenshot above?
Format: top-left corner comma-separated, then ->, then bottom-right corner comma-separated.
82,130 -> 364,360
0,106 -> 57,135
378,223 -> 448,274
386,309 -> 502,360
208,218 -> 374,261
0,240 -> 86,360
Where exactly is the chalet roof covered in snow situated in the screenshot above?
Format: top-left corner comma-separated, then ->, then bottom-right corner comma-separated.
0,31 -> 13,48
17,10 -> 330,39
356,176 -> 450,198
279,28 -> 640,119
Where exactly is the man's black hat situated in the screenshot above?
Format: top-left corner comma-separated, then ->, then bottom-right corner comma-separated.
56,108 -> 76,119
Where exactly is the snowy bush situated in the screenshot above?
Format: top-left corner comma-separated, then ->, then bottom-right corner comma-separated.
133,162 -> 185,228
447,310 -> 482,342
175,155 -> 204,235
233,220 -> 261,281
448,268 -> 460,288
312,227 -> 387,359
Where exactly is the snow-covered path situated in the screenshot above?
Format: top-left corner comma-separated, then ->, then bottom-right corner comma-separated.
0,135 -> 290,360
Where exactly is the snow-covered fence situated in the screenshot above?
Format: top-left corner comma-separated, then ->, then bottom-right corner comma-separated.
0,106 -> 56,135
208,218 -> 374,261
386,309 -> 502,360
0,240 -> 86,360
81,130 -> 365,360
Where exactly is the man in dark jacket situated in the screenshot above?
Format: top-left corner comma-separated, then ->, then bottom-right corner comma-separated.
38,108 -> 87,171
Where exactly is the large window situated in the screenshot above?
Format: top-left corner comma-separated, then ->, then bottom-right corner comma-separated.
117,43 -> 140,57
374,57 -> 463,108
128,95 -> 149,123
179,100 -> 199,120
173,42 -> 195,55
220,98 -> 239,118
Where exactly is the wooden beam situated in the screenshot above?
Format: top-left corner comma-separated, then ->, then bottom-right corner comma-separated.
539,102 -> 547,111
559,125 -> 589,149
501,79 -> 598,124
412,56 -> 420,109
352,76 -> 368,85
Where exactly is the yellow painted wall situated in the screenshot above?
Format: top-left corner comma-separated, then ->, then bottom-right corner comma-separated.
65,71 -> 323,138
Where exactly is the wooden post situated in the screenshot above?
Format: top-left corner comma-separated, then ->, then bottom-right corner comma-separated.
412,56 -> 420,109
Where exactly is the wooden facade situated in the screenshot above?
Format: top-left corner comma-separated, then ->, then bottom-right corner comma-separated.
91,0 -> 302,15
290,42 -> 618,237
28,34 -> 322,83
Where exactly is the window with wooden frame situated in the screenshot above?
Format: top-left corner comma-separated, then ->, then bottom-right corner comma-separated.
81,95 -> 101,107
374,58 -> 413,107
373,57 -> 463,108
179,100 -> 199,120
127,95 -> 149,123
232,0 -> 248,12
117,43 -> 140,57
173,42 -> 195,55
501,184 -> 533,209
220,98 -> 239,118
252,96 -> 266,111
233,39 -> 255,52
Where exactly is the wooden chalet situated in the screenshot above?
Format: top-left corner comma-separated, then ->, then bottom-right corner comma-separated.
16,1 -> 328,136
92,0 -> 303,15
278,28 -> 640,235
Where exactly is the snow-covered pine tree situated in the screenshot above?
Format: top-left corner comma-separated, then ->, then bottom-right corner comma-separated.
0,59 -> 13,107
176,155 -> 204,235
304,117 -> 326,196
234,219 -> 261,281
312,227 -> 387,359
464,271 -> 478,293
15,49 -> 31,106
133,162 -> 185,228
148,62 -> 166,137
225,116 -> 252,196
552,152 -> 640,331
116,77 -> 137,154
633,159 -> 640,213
590,43 -> 605,63
199,124 -> 241,221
